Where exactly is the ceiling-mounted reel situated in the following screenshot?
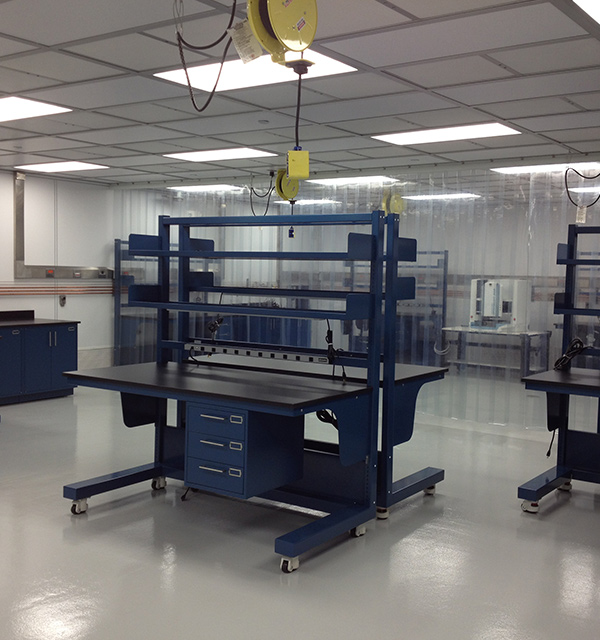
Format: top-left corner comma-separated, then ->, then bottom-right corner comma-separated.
247,0 -> 318,64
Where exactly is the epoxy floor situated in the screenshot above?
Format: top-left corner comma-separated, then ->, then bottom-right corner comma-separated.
1,384 -> 600,640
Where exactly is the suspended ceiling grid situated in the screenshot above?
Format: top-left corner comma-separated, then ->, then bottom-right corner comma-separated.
0,0 -> 599,186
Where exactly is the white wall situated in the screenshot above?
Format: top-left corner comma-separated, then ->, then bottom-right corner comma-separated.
0,171 -> 115,361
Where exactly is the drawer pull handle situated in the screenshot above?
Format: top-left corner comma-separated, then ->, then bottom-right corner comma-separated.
230,415 -> 244,424
200,439 -> 225,448
198,465 -> 224,474
228,468 -> 242,478
12,330 -> 20,335
229,442 -> 243,451
200,414 -> 225,421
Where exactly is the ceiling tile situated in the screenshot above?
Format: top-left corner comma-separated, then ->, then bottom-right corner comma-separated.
0,152 -> 62,167
568,92 -> 600,110
47,111 -> 134,129
66,34 -> 208,72
94,103 -> 199,124
0,0 -> 211,46
387,56 -> 514,88
94,154 -> 176,168
0,36 -> 35,57
267,124 -> 350,141
305,73 -> 410,100
0,65 -> 61,92
489,38 -> 600,75
551,127 -> 600,143
332,117 -> 417,136
62,125 -> 183,145
334,155 -> 446,170
314,0 -> 410,39
0,136 -> 89,153
26,76 -> 188,109
385,0 -> 519,19
220,86 -> 330,110
438,144 -> 569,162
162,111 -> 296,136
400,108 -> 491,127
150,95 -> 250,117
438,69 -> 600,105
283,92 -> 453,124
1,51 -> 123,81
480,98 -> 582,119
513,111 -> 600,132
324,4 -> 586,68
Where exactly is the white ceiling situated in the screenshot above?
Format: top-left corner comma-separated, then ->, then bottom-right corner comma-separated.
0,0 -> 599,186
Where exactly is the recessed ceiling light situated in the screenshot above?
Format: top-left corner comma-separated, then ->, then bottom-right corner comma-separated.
403,193 -> 481,200
167,184 -> 244,192
372,123 -> 521,146
491,162 -> 600,174
15,161 -> 108,172
572,0 -> 600,24
307,176 -> 399,186
0,97 -> 71,123
164,148 -> 276,162
154,50 -> 356,92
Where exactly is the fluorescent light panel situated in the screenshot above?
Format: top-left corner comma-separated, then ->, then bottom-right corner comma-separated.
307,176 -> 398,186
167,184 -> 244,192
573,0 -> 600,24
0,97 -> 71,123
373,123 -> 520,146
492,162 -> 600,174
571,187 -> 600,193
164,148 -> 276,162
403,193 -> 481,200
15,161 -> 108,173
154,50 -> 356,92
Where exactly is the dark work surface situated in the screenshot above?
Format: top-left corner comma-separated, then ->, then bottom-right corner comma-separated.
64,361 -> 371,412
523,368 -> 600,394
0,318 -> 79,328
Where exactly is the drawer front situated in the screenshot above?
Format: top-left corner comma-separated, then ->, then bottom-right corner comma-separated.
185,457 -> 244,494
187,432 -> 245,466
187,403 -> 246,439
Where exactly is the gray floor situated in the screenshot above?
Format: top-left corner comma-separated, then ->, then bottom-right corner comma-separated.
1,383 -> 599,640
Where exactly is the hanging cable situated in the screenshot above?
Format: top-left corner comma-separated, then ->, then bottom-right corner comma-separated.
553,337 -> 589,370
173,0 -> 237,113
249,172 -> 276,216
325,319 -> 347,382
564,167 -> 600,209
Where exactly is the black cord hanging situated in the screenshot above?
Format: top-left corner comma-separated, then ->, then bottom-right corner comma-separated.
564,167 -> 600,209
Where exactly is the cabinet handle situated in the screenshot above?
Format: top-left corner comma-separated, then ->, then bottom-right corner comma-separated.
229,442 -> 243,451
49,331 -> 52,347
200,439 -> 225,448
12,330 -> 19,335
198,465 -> 224,474
54,331 -> 57,347
228,468 -> 242,478
200,414 -> 225,421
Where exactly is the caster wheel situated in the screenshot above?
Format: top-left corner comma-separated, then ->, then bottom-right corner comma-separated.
424,485 -> 436,495
280,557 -> 300,573
151,477 -> 167,491
557,481 -> 572,492
376,507 -> 389,520
71,498 -> 88,515
521,500 -> 539,513
350,524 -> 367,538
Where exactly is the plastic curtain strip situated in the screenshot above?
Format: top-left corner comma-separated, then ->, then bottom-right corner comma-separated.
112,170 -> 600,432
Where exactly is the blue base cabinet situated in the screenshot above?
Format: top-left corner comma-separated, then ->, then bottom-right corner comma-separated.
185,402 -> 304,499
0,319 -> 78,405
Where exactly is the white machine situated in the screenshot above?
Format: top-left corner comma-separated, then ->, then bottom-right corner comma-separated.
469,278 -> 530,331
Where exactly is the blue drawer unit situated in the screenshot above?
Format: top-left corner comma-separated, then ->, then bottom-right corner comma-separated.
185,402 -> 304,499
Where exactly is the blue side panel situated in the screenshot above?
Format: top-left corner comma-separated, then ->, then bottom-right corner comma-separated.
129,233 -> 161,251
129,285 -> 162,302
347,233 -> 374,260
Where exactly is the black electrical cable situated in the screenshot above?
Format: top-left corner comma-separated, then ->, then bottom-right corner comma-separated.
175,0 -> 237,51
564,167 -> 600,209
249,173 -> 275,216
178,36 -> 233,114
295,71 -> 302,149
325,319 -> 347,382
553,337 -> 589,370
316,409 -> 338,429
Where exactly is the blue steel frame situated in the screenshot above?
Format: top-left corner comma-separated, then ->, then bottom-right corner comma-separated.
64,211 -> 447,565
519,225 -> 600,506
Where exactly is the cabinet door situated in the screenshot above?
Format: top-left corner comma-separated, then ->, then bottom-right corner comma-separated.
22,327 -> 53,393
52,324 -> 78,388
0,328 -> 23,398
